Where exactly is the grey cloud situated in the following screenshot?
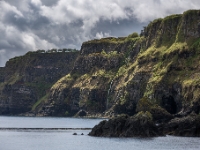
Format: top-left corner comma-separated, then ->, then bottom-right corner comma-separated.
92,18 -> 146,38
41,0 -> 58,6
1,0 -> 200,67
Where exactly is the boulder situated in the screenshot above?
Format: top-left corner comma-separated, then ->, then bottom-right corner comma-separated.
89,112 -> 162,137
164,113 -> 200,136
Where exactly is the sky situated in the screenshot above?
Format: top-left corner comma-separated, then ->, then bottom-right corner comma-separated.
0,0 -> 200,67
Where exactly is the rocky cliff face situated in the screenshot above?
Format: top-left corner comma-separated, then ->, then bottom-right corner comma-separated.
0,52 -> 79,115
0,67 -> 5,82
38,9 -> 200,118
38,38 -> 139,116
0,10 -> 200,120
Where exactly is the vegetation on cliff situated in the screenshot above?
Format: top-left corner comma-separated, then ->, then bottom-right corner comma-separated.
0,10 -> 200,124
0,51 -> 79,115
47,9 -> 200,118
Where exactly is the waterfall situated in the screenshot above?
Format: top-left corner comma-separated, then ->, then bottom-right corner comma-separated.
106,79 -> 114,110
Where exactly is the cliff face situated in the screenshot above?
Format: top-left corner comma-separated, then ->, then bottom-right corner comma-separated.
0,67 -> 5,82
0,52 -> 79,115
141,10 -> 200,116
38,10 -> 200,117
0,10 -> 200,118
38,37 -> 140,116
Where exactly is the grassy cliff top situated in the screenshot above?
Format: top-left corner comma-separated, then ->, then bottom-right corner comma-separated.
83,37 -> 127,44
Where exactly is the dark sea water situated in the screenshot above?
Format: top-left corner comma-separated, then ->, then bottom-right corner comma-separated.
0,116 -> 200,150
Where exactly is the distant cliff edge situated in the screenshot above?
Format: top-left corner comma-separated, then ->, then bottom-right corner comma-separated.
0,9 -> 200,127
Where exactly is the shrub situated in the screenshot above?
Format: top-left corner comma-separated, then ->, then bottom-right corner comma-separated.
128,32 -> 139,38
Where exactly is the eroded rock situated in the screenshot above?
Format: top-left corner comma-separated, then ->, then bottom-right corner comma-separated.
89,112 -> 162,137
164,113 -> 200,137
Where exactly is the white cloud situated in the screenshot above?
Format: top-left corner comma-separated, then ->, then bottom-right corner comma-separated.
40,0 -> 128,26
0,49 -> 6,54
95,32 -> 111,39
1,0 -> 200,66
0,1 -> 24,19
95,32 -> 104,39
130,0 -> 200,22
31,0 -> 42,6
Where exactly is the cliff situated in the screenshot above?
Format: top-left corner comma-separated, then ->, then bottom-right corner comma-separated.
0,67 -> 5,82
0,10 -> 200,121
0,51 -> 79,115
38,10 -> 200,117
36,36 -> 142,116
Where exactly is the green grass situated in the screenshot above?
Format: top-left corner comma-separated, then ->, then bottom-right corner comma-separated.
6,73 -> 22,85
101,50 -> 118,58
51,74 -> 74,91
127,32 -> 139,38
32,94 -> 48,110
163,14 -> 182,22
84,37 -> 126,44
183,9 -> 199,16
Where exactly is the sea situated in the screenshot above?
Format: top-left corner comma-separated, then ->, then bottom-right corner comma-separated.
0,116 -> 200,150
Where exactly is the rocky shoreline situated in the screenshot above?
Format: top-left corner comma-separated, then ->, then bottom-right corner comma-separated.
89,111 -> 200,137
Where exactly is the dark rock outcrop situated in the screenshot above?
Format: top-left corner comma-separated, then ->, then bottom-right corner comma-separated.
164,113 -> 200,137
89,111 -> 200,137
89,112 -> 162,137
